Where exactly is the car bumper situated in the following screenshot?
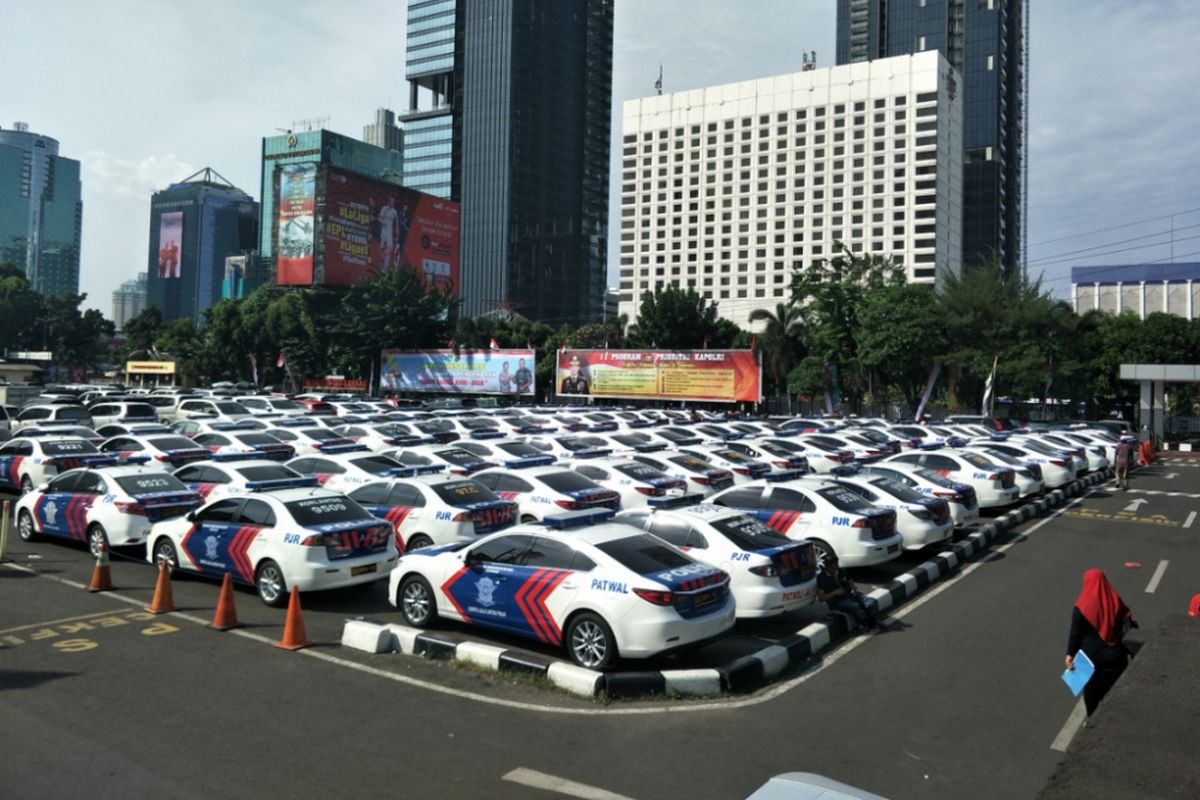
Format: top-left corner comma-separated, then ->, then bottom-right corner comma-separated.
950,504 -> 980,527
837,536 -> 904,568
897,518 -> 954,550
976,486 -> 1020,508
614,597 -> 737,659
732,578 -> 818,618
289,554 -> 399,593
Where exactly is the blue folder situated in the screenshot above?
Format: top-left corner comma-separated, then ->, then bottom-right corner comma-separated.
1062,650 -> 1095,697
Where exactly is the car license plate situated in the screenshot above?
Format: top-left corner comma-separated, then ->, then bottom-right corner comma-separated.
351,564 -> 377,577
693,590 -> 717,608
665,488 -> 684,497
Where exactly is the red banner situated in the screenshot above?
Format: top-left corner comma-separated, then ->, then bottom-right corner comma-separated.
556,350 -> 760,403
276,164 -> 316,285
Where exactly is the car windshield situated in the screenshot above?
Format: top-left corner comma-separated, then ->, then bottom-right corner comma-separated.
285,496 -> 373,526
538,471 -> 600,493
562,436 -> 608,450
349,455 -> 405,474
460,418 -> 499,430
116,474 -> 189,494
667,455 -> 712,473
57,407 -> 91,421
431,480 -> 502,505
417,420 -> 454,433
237,465 -> 299,481
148,436 -> 201,451
656,429 -> 695,443
867,478 -> 927,503
612,434 -> 652,446
42,439 -> 100,455
268,399 -> 302,410
817,486 -> 876,512
302,428 -> 342,441
709,514 -> 793,550
596,534 -> 692,574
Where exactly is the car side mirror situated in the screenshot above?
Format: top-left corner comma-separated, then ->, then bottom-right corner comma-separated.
36,483 -> 48,493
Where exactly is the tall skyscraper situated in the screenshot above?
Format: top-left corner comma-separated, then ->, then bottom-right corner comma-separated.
836,0 -> 1026,274
363,108 -> 405,152
619,53 -> 963,330
0,122 -> 83,295
400,0 -> 613,324
111,273 -> 148,332
146,168 -> 258,324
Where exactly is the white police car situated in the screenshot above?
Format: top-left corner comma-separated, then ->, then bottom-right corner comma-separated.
0,437 -> 120,494
524,434 -> 614,461
827,473 -> 955,551
263,427 -> 367,457
147,488 -> 397,606
627,452 -> 735,498
192,431 -> 296,461
677,444 -> 773,484
618,503 -> 819,618
567,457 -> 688,508
446,438 -> 558,469
16,466 -> 202,557
755,436 -> 856,475
286,452 -> 430,492
723,439 -> 810,472
472,465 -> 621,522
347,474 -> 519,552
881,450 -> 1019,509
388,516 -> 735,668
172,458 -> 318,501
859,463 -> 981,527
381,444 -> 495,476
99,434 -> 214,469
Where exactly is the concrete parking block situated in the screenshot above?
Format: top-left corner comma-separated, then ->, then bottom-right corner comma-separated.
457,641 -> 504,671
755,644 -> 791,678
340,619 -> 392,654
598,670 -> 662,699
546,661 -> 604,697
662,669 -> 722,697
385,623 -> 420,655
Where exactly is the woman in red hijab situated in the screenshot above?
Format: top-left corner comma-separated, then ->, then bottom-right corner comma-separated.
1065,569 -> 1137,715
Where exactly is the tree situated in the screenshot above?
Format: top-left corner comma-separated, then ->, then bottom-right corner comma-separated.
121,307 -> 164,360
627,285 -> 737,349
856,283 -> 946,411
748,302 -> 806,404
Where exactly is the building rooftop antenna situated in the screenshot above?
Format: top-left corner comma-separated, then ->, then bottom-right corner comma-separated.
802,51 -> 817,71
292,115 -> 331,132
655,64 -> 663,96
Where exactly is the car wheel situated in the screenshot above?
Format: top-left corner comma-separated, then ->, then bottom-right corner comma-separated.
19,476 -> 32,495
520,514 -> 537,524
17,509 -> 38,542
406,534 -> 433,551
87,524 -> 109,560
809,539 -> 835,571
566,611 -> 617,669
398,575 -> 436,628
255,559 -> 287,607
152,538 -> 179,574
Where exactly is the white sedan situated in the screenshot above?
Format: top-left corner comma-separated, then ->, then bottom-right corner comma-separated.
827,473 -> 955,551
172,459 -> 317,501
286,452 -> 431,492
567,457 -> 689,508
347,474 -> 519,551
472,465 -> 621,522
0,437 -> 120,494
859,462 -> 982,527
881,449 -> 1019,509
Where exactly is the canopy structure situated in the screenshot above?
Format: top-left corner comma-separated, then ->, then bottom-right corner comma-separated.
1119,364 -> 1200,444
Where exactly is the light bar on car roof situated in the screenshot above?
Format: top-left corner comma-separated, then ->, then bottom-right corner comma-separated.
541,509 -> 617,529
504,455 -> 556,469
647,493 -> 705,509
763,469 -> 806,482
244,476 -> 320,491
829,465 -> 862,477
209,421 -> 256,431
209,452 -> 266,462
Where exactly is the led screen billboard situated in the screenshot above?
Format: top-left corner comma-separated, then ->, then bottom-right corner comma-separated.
276,164 -> 316,285
381,350 -> 536,395
156,212 -> 183,279
556,350 -> 761,403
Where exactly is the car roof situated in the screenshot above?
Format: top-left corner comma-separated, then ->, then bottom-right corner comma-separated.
84,465 -> 177,478
233,486 -> 344,503
475,465 -> 570,479
503,521 -> 652,546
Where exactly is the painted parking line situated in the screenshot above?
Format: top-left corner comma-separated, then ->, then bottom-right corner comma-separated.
1144,560 -> 1169,594
502,768 -> 636,800
1126,489 -> 1200,499
1051,698 -> 1088,752
1185,511 -> 1197,529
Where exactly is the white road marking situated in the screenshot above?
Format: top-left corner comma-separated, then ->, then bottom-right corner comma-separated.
502,768 -> 636,800
1051,699 -> 1088,752
1122,498 -> 1148,513
1165,473 -> 1179,480
1185,511 -> 1197,529
1145,560 -> 1169,594
1127,489 -> 1200,499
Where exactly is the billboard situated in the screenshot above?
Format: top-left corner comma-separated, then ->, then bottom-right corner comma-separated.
320,167 -> 460,293
556,350 -> 761,404
157,212 -> 183,279
381,350 -> 536,395
276,164 -> 317,285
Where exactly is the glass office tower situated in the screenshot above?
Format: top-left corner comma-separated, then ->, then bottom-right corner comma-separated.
0,123 -> 83,295
401,0 -> 613,324
836,0 -> 1025,274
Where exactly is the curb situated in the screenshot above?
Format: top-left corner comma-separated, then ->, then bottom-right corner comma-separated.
1163,443 -> 1196,452
342,470 -> 1112,699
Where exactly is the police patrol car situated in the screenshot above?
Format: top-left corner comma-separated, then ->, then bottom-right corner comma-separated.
147,487 -> 397,606
447,438 -> 558,469
332,422 -> 431,451
524,435 -> 613,461
286,452 -> 428,492
16,466 -> 202,557
472,465 -> 621,523
859,463 -> 981,527
0,437 -> 119,494
192,431 -> 296,461
387,516 -> 736,668
881,450 -> 1019,509
172,458 -> 317,500
723,439 -> 810,472
380,444 -> 494,476
826,473 -> 955,550
708,476 -> 903,568
617,504 -> 819,618
566,457 -> 688,509
99,434 -> 213,468
676,445 -> 773,484
347,474 -> 518,552
626,452 -> 735,498
263,427 -> 367,457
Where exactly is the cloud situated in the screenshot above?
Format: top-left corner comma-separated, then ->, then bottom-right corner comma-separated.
81,151 -> 198,201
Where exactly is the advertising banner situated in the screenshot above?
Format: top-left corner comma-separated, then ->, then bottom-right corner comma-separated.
276,164 -> 316,285
157,212 -> 183,279
381,350 -> 536,395
556,350 -> 761,403
321,167 -> 460,293
125,361 -> 177,374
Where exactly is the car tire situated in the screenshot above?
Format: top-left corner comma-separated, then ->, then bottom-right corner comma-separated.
87,524 -> 109,560
406,534 -> 433,551
255,559 -> 287,607
398,575 -> 436,628
566,611 -> 617,670
152,538 -> 180,574
809,539 -> 835,571
17,509 -> 38,542
19,476 -> 33,495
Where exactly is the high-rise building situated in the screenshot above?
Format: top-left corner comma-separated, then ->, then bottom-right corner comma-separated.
0,122 -> 83,295
258,128 -> 404,261
363,108 -> 405,152
222,252 -> 272,300
400,0 -> 613,324
619,52 -> 963,330
146,168 -> 258,324
836,0 -> 1025,274
111,272 -> 147,332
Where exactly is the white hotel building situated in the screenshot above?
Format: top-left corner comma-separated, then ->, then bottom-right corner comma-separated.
617,51 -> 963,330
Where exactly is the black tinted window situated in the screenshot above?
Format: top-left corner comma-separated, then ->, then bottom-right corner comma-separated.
149,437 -> 200,451
710,514 -> 792,550
200,499 -> 244,523
712,487 -> 765,508
386,483 -> 425,507
115,474 -> 188,494
522,537 -> 580,570
596,535 -> 692,574
646,517 -> 693,548
46,471 -> 82,492
285,496 -> 373,526
768,489 -> 817,513
539,471 -> 600,493
431,480 -> 500,506
470,534 -> 534,564
349,455 -> 404,475
240,499 -> 277,527
349,483 -> 389,505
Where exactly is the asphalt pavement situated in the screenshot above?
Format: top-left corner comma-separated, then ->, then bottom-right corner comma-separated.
2,459 -> 1197,799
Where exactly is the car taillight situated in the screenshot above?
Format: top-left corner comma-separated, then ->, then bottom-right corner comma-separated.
300,534 -> 327,546
555,499 -> 580,510
633,588 -> 674,606
452,511 -> 471,522
154,454 -> 171,462
114,500 -> 147,516
635,486 -> 664,496
1049,459 -> 1067,467
693,475 -> 713,486
986,472 -> 1001,480
749,564 -> 779,577
851,518 -> 870,528
825,454 -> 843,462
733,467 -> 752,476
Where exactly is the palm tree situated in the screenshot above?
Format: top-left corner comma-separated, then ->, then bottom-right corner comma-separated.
748,302 -> 806,412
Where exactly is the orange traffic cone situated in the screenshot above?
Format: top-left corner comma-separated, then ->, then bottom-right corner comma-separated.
87,540 -> 112,593
146,558 -> 175,614
210,573 -> 241,631
274,585 -> 310,651
1188,594 -> 1200,617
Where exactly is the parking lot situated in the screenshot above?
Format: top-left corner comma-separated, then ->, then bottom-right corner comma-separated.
5,456 -> 1196,799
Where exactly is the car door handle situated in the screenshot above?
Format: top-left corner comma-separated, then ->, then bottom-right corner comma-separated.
561,581 -> 577,590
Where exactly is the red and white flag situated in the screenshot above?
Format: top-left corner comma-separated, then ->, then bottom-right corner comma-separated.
489,337 -> 500,350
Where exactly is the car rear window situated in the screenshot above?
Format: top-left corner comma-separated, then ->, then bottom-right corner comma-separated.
868,478 -> 927,503
460,418 -> 499,430
562,436 -> 608,450
235,433 -> 279,445
596,534 -> 692,573
611,434 -> 650,447
657,429 -> 696,443
667,455 -> 711,472
417,420 -> 454,432
710,514 -> 793,550
913,468 -> 961,488
614,463 -> 667,481
710,448 -> 754,464
237,465 -> 299,481
214,402 -> 249,415
817,486 -> 876,512
285,496 -> 373,526
539,471 -> 600,493
149,436 -> 202,450
42,440 -> 100,455
349,455 -> 405,474
958,452 -> 995,469
434,448 -> 482,465
498,441 -> 545,458
431,480 -> 501,505
116,474 -> 189,494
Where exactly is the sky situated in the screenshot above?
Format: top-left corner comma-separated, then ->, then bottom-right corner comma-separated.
4,0 -> 1199,314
